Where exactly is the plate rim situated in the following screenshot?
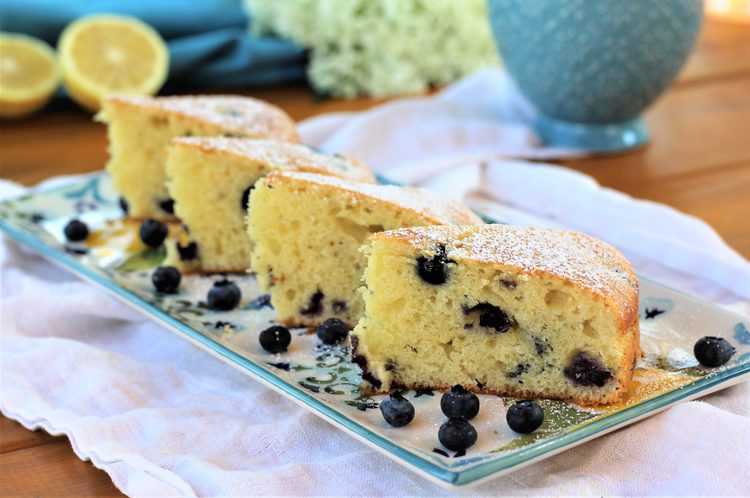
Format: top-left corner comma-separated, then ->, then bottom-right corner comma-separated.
1,173 -> 749,487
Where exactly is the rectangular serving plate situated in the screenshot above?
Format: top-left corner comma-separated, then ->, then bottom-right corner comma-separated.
1,172 -> 749,488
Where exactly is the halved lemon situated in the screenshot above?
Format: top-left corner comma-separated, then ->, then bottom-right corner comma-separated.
58,14 -> 169,112
0,33 -> 60,118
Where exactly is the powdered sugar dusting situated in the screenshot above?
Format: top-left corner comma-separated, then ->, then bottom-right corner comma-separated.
378,225 -> 639,322
173,137 -> 375,184
266,171 -> 483,226
107,95 -> 299,142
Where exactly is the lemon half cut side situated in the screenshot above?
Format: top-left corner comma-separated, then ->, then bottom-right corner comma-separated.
0,33 -> 60,118
59,14 -> 169,112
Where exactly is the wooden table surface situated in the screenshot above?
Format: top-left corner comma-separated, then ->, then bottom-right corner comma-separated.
1,18 -> 749,497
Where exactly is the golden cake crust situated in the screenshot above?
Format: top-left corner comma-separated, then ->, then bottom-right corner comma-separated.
261,171 -> 484,226
170,137 -> 375,184
102,95 -> 299,142
369,225 -> 640,334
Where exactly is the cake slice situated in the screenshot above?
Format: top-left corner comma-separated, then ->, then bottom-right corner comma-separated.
351,225 -> 640,404
163,137 -> 375,273
98,95 -> 299,220
247,171 -> 483,328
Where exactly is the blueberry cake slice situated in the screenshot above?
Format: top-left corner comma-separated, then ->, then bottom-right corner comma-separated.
247,171 -> 483,328
98,95 -> 299,221
351,225 -> 640,404
163,137 -> 375,273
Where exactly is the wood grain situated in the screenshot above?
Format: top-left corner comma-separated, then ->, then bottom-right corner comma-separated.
679,18 -> 750,84
0,417 -> 60,454
0,442 -> 122,497
0,17 -> 748,498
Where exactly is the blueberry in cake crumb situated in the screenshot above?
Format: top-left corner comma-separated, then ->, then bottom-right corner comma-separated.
379,392 -> 415,427
177,241 -> 198,261
506,362 -> 530,379
694,336 -> 735,367
533,336 -> 552,356
259,325 -> 292,353
331,300 -> 348,314
139,219 -> 168,248
316,318 -> 350,345
207,280 -> 242,311
506,400 -> 544,434
438,418 -> 477,451
463,303 -> 516,333
500,279 -> 517,289
351,336 -> 382,389
152,266 -> 181,294
440,385 -> 480,420
64,219 -> 89,242
563,351 -> 612,387
159,198 -> 175,215
118,197 -> 129,215
241,185 -> 254,212
300,290 -> 324,316
417,245 -> 451,285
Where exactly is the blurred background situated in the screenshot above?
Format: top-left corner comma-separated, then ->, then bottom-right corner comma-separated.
2,2 -> 750,496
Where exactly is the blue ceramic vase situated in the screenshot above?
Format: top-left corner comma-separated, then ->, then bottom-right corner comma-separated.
487,0 -> 703,152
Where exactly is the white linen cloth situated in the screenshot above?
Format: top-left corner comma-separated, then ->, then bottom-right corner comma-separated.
2,69 -> 749,496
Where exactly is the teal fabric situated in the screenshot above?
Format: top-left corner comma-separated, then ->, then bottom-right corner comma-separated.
0,0 -> 307,89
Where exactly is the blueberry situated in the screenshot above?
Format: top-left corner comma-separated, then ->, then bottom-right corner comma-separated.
259,325 -> 291,354
463,303 -> 516,333
300,290 -> 324,316
63,219 -> 89,242
332,300 -> 348,314
694,336 -> 735,367
440,385 -> 480,420
241,185 -> 254,212
379,392 -> 415,427
563,352 -> 612,387
159,198 -> 175,215
316,318 -> 350,345
500,279 -> 517,289
152,266 -> 181,294
438,418 -> 477,451
207,280 -> 242,311
139,219 -> 168,248
177,241 -> 198,261
417,245 -> 450,285
118,197 -> 129,215
506,363 -> 530,379
506,400 -> 544,434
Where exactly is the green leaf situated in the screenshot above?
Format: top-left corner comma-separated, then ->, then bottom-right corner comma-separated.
116,246 -> 166,272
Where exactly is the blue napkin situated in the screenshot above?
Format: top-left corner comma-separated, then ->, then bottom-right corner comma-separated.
0,0 -> 307,89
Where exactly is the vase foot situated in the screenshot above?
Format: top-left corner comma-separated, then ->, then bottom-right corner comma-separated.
534,115 -> 649,153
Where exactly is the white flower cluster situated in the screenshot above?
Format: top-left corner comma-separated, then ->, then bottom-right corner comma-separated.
246,0 -> 500,98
